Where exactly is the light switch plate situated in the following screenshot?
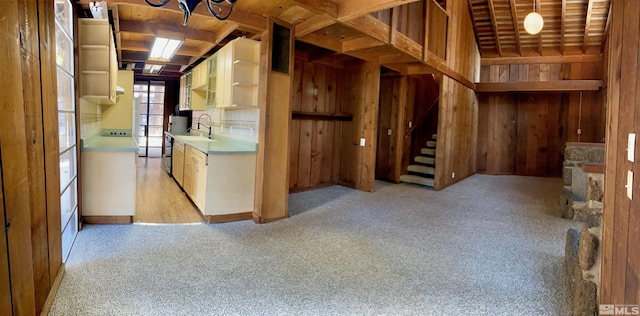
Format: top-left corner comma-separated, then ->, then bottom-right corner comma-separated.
627,170 -> 634,200
360,138 -> 366,147
628,133 -> 636,162
388,129 -> 392,136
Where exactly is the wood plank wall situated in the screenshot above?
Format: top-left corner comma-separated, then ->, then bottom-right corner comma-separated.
339,61 -> 380,192
477,59 -> 606,177
479,62 -> 606,143
289,56 -> 343,192
477,93 -> 568,176
600,0 -> 640,306
434,0 -> 480,190
0,0 -> 62,314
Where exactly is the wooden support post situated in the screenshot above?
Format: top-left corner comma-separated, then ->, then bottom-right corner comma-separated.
254,19 -> 295,223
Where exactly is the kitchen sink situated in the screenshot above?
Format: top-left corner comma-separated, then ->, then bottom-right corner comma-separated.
179,136 -> 217,142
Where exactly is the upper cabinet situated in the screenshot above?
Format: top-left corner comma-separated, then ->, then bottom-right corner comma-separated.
216,38 -> 260,109
179,38 -> 260,111
78,19 -> 118,105
191,62 -> 207,90
205,53 -> 218,109
179,72 -> 192,111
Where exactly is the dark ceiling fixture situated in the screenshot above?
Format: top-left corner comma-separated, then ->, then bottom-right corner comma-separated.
144,0 -> 236,26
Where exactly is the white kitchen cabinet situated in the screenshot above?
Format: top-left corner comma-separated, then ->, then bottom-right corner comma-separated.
78,19 -> 118,104
183,145 -> 208,211
205,53 -> 218,109
172,140 -> 185,186
178,72 -> 192,111
82,151 -> 136,217
216,38 -> 260,109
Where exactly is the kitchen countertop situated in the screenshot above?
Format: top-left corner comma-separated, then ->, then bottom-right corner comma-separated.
167,132 -> 257,154
81,134 -> 138,152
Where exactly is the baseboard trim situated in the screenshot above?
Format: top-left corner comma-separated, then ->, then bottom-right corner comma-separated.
83,216 -> 133,224
40,264 -> 65,316
250,212 -> 288,224
289,182 -> 335,193
206,212 -> 253,223
252,212 -> 262,223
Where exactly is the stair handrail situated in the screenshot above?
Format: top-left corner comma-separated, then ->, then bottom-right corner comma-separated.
404,97 -> 439,138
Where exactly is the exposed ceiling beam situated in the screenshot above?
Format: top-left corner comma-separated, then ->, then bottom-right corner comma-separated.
481,54 -> 602,65
342,36 -> 386,52
583,0 -> 595,53
297,33 -> 342,52
476,80 -> 604,92
342,15 -> 390,44
119,20 -> 219,43
76,0 -> 266,32
293,0 -> 339,18
487,0 -> 502,56
465,0 -> 482,57
561,0 -> 566,54
603,2 -> 612,42
337,0 -> 420,21
295,14 -> 336,37
508,0 -> 521,55
537,0 -> 543,55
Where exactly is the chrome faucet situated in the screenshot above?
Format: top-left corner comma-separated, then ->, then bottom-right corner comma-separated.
196,113 -> 213,139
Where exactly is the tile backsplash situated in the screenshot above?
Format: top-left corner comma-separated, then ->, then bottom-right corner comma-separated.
191,107 -> 259,143
79,99 -> 102,138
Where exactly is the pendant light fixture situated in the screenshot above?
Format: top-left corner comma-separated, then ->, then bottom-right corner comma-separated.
523,0 -> 544,35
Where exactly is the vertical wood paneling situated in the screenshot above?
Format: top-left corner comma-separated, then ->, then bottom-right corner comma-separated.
289,56 -> 343,192
376,77 -> 395,181
18,0 -> 51,310
339,61 -> 380,192
0,152 -> 11,316
37,0 -> 62,290
478,93 -> 568,177
434,0 -> 479,190
289,59 -> 303,189
601,0 -> 640,307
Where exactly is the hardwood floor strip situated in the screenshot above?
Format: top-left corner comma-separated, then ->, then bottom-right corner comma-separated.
134,158 -> 203,224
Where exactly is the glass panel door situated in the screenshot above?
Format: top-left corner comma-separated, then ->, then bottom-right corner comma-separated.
55,0 -> 78,262
135,81 -> 165,157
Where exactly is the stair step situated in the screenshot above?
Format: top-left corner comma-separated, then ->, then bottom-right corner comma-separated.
415,156 -> 435,165
400,174 -> 435,187
408,165 -> 435,175
432,134 -> 437,140
421,148 -> 436,156
426,140 -> 437,148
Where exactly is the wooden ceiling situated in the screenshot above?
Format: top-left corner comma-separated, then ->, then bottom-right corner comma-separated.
468,0 -> 611,57
75,0 -> 612,79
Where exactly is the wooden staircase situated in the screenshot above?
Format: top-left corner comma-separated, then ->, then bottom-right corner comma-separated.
400,134 -> 437,187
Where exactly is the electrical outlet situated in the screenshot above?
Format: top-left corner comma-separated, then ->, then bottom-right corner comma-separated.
451,172 -> 455,179
388,129 -> 392,136
577,128 -> 582,135
360,138 -> 366,147
409,121 -> 413,128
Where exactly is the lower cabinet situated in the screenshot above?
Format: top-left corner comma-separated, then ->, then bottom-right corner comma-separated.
82,151 -> 137,217
172,140 -> 185,186
171,140 -> 256,220
184,145 -> 208,211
